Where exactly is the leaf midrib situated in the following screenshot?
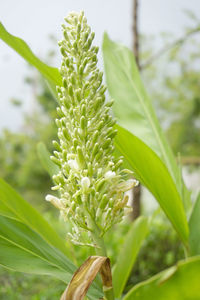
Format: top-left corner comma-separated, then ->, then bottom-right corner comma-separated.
112,47 -> 175,182
0,232 -> 70,277
115,133 -> 187,244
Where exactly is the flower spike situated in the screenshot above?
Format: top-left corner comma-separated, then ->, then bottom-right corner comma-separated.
46,11 -> 137,246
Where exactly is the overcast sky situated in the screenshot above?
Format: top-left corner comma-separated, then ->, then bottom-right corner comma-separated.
1,0 -> 200,131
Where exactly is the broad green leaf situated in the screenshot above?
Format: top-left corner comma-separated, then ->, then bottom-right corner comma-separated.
0,22 -> 62,94
123,256 -> 200,300
189,193 -> 200,255
113,216 -> 149,298
103,33 -> 189,207
115,125 -> 188,245
0,215 -> 102,300
0,215 -> 75,282
37,142 -> 59,177
0,178 -> 68,256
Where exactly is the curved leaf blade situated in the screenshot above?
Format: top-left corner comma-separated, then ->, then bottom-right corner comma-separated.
103,33 -> 189,206
123,256 -> 200,300
113,216 -> 149,298
0,178 -> 68,257
0,22 -> 62,89
115,125 -> 188,245
0,215 -> 75,283
0,216 -> 103,299
189,193 -> 200,255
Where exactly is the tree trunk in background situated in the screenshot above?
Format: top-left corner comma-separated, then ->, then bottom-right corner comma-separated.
133,0 -> 140,69
131,0 -> 141,220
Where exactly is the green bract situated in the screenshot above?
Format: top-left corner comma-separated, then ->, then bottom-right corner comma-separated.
46,11 -> 137,246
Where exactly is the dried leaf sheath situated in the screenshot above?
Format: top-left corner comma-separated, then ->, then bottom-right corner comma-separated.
60,256 -> 112,300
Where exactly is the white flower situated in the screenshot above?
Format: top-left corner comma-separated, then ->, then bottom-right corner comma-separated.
45,194 -> 65,209
45,194 -> 54,202
81,177 -> 90,191
68,159 -> 79,170
104,170 -> 116,179
117,179 -> 139,192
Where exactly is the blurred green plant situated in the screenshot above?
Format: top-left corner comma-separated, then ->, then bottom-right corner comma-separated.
0,71 -> 57,208
127,214 -> 184,289
141,16 -> 200,157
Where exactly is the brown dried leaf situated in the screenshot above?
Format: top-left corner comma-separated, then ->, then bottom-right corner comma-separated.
60,256 -> 112,300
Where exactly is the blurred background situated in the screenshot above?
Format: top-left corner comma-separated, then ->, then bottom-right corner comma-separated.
0,0 -> 200,299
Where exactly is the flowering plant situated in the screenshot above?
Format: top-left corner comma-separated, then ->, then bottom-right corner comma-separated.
0,9 -> 200,300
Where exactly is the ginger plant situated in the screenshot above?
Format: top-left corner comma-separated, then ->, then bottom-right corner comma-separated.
46,11 -> 137,253
1,7 -> 199,300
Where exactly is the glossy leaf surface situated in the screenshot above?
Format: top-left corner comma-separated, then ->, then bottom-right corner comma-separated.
0,22 -> 62,93
0,179 -> 68,256
189,193 -> 200,255
115,125 -> 188,245
0,214 -> 75,283
124,256 -> 200,300
103,33 -> 189,206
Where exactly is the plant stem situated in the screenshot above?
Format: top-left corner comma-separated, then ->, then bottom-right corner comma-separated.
183,244 -> 190,259
86,213 -> 115,300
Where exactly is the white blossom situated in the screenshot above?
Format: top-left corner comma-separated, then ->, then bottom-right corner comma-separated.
81,176 -> 90,190
104,171 -> 116,179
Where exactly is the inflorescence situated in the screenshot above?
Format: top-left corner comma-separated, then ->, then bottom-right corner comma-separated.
46,11 -> 138,247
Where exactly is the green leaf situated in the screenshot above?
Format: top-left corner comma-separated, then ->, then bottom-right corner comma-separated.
115,125 -> 188,245
113,216 -> 149,298
0,214 -> 75,283
0,22 -> 62,92
123,256 -> 200,300
0,178 -> 68,257
189,193 -> 200,255
0,215 -> 102,300
102,33 -> 189,206
37,142 -> 59,177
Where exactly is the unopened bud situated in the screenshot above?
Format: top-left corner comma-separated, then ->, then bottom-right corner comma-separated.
81,177 -> 90,191
105,171 -> 116,179
68,159 -> 79,170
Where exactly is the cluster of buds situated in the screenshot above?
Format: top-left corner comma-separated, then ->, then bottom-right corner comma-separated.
46,11 -> 138,246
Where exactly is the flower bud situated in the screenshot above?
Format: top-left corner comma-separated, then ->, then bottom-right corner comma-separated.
68,159 -> 79,170
77,146 -> 85,168
81,176 -> 90,191
45,194 -> 64,210
104,171 -> 116,179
